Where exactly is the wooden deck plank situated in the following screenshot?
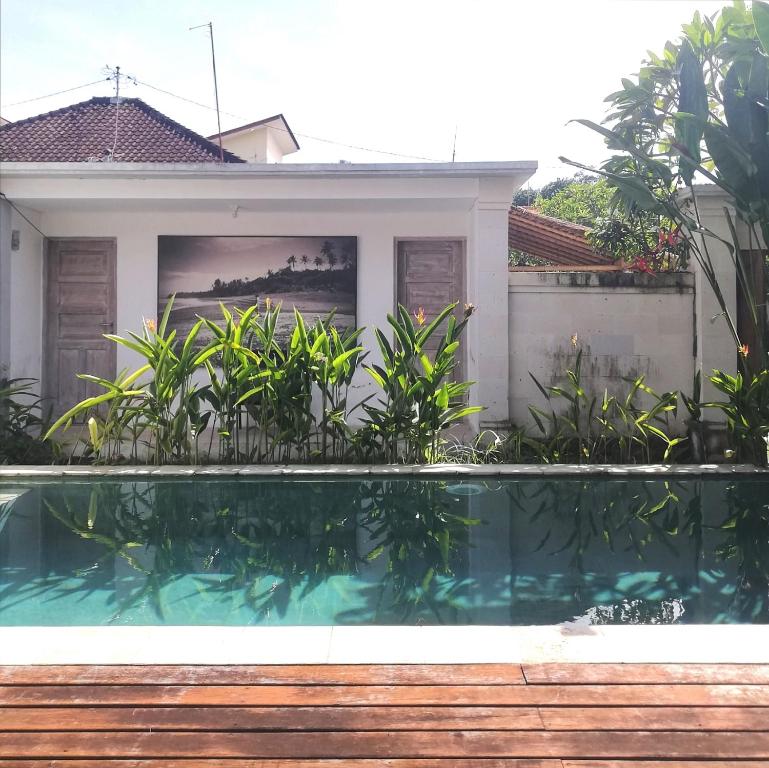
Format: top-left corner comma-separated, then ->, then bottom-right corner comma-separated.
538,705 -> 769,731
563,763 -> 769,768
5,704 -> 768,732
524,663 -> 769,685
0,664 -> 526,686
1,683 -> 766,706
0,761 -> 566,768
1,730 -> 767,759
0,705 -> 544,731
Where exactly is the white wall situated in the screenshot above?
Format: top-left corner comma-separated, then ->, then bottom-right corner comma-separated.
0,201 -> 44,382
38,205 -> 476,411
508,271 -> 696,427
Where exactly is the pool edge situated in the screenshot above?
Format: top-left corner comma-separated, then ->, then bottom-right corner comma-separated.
0,625 -> 767,664
1,462 -> 767,478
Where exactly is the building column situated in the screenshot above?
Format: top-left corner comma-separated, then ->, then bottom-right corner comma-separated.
470,180 -> 512,427
690,190 -> 739,400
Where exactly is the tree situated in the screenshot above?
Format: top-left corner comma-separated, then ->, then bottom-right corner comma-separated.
287,254 -> 296,271
536,178 -> 614,227
320,240 -> 335,270
314,255 -> 323,270
566,1 -> 769,370
300,254 -> 309,269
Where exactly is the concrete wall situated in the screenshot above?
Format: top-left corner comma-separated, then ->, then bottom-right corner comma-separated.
0,200 -> 44,382
508,271 -> 696,427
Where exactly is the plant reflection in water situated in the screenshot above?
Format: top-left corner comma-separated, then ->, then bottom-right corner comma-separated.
1,476 -> 766,625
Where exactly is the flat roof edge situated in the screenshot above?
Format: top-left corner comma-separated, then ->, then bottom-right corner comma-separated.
0,160 -> 538,179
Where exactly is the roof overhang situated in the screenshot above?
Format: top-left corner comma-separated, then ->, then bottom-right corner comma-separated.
0,160 -> 538,214
0,160 -> 536,180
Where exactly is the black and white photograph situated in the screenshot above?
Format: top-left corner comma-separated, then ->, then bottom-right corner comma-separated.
157,235 -> 357,346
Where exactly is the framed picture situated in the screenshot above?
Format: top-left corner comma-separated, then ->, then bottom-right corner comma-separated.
157,235 -> 357,347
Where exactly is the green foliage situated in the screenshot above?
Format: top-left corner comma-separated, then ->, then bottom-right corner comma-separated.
523,349 -> 683,464
536,177 -> 615,227
0,378 -> 57,464
707,368 -> 769,467
566,1 -> 769,368
359,303 -> 482,463
45,298 -> 478,465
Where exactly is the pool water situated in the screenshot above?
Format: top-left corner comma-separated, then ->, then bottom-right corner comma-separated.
0,476 -> 767,626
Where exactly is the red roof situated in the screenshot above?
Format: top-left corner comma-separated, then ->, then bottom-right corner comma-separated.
509,206 -> 614,267
0,97 -> 244,163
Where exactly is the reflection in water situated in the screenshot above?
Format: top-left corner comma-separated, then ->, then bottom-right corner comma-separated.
0,476 -> 766,626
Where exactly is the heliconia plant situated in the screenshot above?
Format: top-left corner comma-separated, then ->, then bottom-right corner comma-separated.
45,297 -> 480,465
360,302 -> 483,463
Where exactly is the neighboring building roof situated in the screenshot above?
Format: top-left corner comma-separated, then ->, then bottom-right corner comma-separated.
0,97 -> 244,163
508,206 -> 614,267
210,113 -> 299,151
0,117 -> 9,126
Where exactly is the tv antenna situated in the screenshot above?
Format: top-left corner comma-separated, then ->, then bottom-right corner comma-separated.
102,65 -> 137,161
451,125 -> 458,162
190,22 -> 224,162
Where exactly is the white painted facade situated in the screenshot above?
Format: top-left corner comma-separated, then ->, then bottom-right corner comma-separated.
0,161 -> 535,427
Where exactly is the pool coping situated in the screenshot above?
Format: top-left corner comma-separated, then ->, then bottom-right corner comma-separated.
1,462 -> 767,477
2,462 -> 767,665
0,625 -> 767,665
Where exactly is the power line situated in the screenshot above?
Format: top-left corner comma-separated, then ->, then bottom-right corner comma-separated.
0,79 -> 109,109
3,73 -> 445,162
136,78 -> 443,162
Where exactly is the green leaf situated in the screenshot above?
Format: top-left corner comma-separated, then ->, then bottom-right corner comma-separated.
158,294 -> 175,337
754,1 -> 769,55
675,39 -> 708,185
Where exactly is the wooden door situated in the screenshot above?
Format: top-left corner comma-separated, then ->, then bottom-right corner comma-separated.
396,239 -> 465,373
44,239 -> 116,418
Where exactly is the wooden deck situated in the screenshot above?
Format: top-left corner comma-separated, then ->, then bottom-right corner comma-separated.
0,663 -> 767,765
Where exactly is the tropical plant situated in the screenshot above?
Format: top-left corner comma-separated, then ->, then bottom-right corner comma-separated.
565,1 -> 769,371
0,377 -> 57,464
524,349 -> 683,463
44,298 -> 480,465
360,303 -> 483,463
707,367 -> 769,466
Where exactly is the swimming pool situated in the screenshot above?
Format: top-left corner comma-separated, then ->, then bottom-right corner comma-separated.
0,472 -> 767,626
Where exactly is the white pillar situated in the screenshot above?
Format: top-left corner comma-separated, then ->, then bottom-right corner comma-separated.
690,189 -> 739,400
470,179 -> 512,427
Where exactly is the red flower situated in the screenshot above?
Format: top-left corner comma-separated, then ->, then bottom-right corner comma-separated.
632,256 -> 656,275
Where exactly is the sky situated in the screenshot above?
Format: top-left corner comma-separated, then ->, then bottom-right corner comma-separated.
1,0 -> 728,186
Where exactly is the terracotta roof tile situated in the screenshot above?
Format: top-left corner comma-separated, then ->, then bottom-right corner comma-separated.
0,97 -> 244,163
509,206 -> 614,267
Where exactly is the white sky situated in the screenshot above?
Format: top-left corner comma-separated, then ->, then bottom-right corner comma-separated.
0,0 -> 725,185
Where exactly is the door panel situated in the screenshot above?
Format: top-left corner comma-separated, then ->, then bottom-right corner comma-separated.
396,239 -> 465,366
44,239 -> 116,418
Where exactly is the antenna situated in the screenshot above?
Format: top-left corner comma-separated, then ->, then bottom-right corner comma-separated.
103,65 -> 136,161
190,22 -> 224,162
451,125 -> 458,162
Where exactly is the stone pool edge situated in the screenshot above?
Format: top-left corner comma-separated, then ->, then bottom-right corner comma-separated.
0,625 -> 768,665
1,462 -> 767,477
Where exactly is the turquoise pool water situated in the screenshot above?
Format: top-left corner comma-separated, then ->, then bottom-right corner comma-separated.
0,476 -> 767,626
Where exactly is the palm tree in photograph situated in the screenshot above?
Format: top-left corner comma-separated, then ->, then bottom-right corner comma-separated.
287,254 -> 297,271
320,240 -> 335,270
300,254 -> 309,269
314,255 -> 323,270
